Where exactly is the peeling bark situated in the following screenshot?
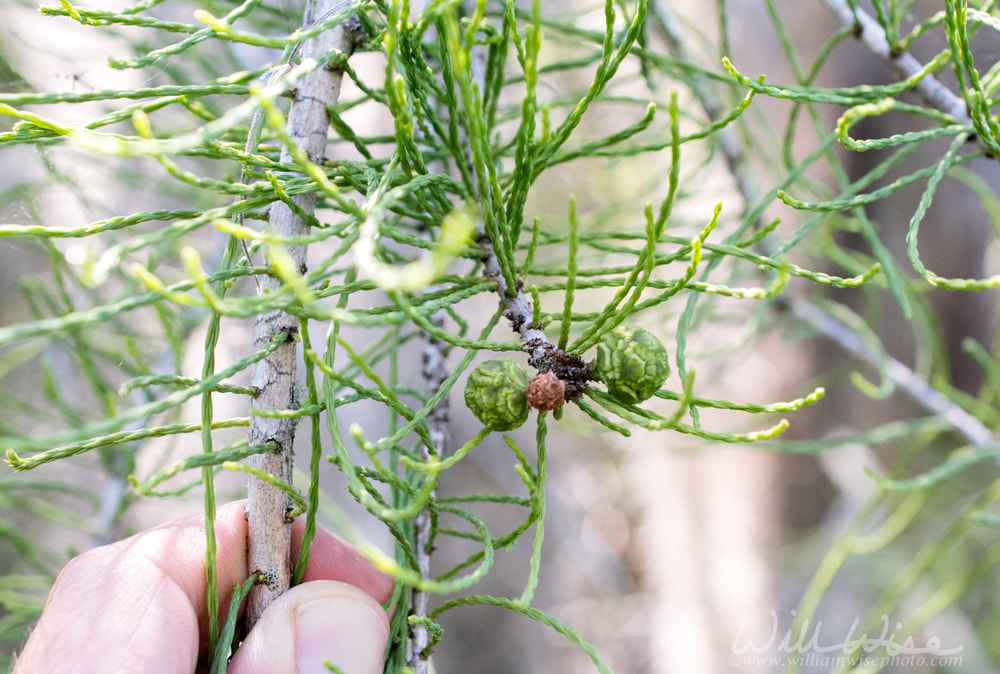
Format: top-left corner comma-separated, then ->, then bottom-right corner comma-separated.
245,1 -> 360,631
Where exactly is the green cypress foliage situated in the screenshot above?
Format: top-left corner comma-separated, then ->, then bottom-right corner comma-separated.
3,0 -> 1000,670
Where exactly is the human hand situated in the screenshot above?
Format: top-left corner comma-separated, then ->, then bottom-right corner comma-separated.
13,501 -> 394,674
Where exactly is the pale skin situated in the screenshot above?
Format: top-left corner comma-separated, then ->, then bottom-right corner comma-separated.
13,502 -> 395,674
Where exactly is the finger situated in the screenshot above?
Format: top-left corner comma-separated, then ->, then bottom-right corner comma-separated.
14,502 -> 391,673
290,520 -> 395,605
227,581 -> 389,674
14,501 -> 250,674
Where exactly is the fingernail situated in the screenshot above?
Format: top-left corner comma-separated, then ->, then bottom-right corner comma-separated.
295,597 -> 388,674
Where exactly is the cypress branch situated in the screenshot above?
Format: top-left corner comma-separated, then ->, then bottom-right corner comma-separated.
820,0 -> 972,124
245,0 -> 362,630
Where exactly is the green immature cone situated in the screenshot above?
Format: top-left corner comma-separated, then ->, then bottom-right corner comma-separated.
464,359 -> 530,431
595,326 -> 670,404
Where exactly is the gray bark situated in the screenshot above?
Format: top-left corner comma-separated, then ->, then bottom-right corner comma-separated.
245,0 -> 358,630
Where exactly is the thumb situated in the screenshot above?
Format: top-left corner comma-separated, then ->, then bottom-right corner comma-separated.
228,580 -> 389,674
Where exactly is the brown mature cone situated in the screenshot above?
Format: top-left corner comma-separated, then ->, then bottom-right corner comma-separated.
525,371 -> 566,412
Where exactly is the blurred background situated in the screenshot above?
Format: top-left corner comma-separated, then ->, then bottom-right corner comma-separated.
3,1 -> 1000,672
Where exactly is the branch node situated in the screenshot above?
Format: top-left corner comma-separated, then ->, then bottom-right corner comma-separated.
254,568 -> 280,590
